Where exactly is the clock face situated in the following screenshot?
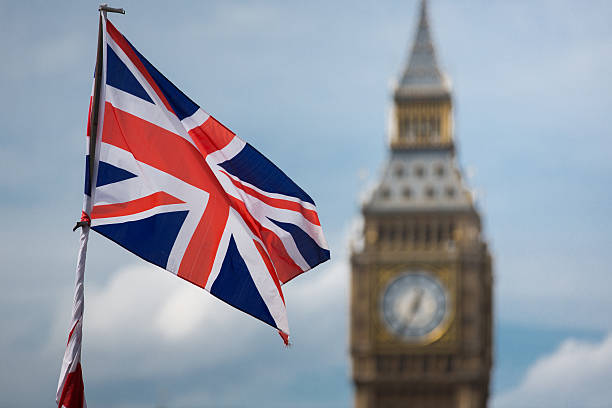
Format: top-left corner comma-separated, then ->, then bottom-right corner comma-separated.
381,272 -> 449,342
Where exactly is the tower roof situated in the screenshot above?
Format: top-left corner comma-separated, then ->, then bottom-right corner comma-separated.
396,0 -> 450,98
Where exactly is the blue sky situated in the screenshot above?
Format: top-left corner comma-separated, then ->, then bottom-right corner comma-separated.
1,0 -> 611,407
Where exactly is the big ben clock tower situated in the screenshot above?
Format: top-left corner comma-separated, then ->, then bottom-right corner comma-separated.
350,1 -> 493,407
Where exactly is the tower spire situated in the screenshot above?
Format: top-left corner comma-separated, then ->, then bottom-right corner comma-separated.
390,0 -> 453,150
396,0 -> 449,97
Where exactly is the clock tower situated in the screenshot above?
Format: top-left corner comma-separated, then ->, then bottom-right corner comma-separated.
350,1 -> 493,407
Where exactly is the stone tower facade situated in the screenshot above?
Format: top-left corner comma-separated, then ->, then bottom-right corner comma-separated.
350,1 -> 493,407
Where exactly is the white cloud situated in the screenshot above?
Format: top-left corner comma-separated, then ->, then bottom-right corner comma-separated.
70,264 -> 258,380
155,282 -> 219,341
493,334 -> 612,408
49,256 -> 349,387
84,264 -> 239,344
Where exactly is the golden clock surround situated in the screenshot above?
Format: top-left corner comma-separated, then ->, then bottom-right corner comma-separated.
373,263 -> 458,350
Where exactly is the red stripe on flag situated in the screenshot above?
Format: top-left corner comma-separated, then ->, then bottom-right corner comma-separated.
57,363 -> 84,408
227,196 -> 304,284
106,21 -> 175,114
254,240 -> 285,304
86,97 -> 92,138
177,194 -> 229,287
66,320 -> 79,346
227,195 -> 262,241
101,102 -> 216,192
278,330 -> 290,346
220,170 -> 321,226
260,228 -> 306,284
91,192 -> 184,219
188,116 -> 235,156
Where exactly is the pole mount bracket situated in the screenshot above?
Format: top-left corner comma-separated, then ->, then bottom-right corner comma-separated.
99,4 -> 125,14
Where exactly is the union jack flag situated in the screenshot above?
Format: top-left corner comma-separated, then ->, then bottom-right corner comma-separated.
59,13 -> 329,408
93,18 -> 329,334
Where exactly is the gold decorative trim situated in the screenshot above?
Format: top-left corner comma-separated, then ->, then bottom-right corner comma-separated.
373,263 -> 457,351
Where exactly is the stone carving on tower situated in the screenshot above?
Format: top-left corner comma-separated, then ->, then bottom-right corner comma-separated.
350,1 -> 493,407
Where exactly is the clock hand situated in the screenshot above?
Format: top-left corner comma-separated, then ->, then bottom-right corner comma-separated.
411,288 -> 424,313
404,288 -> 424,325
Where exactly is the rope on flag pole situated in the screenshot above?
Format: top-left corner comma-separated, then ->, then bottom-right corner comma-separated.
57,6 -> 124,407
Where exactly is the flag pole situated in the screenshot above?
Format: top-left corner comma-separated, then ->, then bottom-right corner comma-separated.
88,12 -> 104,190
57,6 -> 124,408
89,4 -> 123,182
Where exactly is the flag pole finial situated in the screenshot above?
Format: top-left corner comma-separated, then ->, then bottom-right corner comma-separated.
99,4 -> 125,14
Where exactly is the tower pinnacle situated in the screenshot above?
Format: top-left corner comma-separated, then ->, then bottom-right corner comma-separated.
396,0 -> 450,98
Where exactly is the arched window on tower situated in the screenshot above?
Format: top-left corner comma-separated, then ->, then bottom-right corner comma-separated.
418,119 -> 426,143
432,117 -> 440,142
425,223 -> 432,246
401,117 -> 415,142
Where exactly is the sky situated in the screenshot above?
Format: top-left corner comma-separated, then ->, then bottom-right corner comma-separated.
1,0 -> 611,407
